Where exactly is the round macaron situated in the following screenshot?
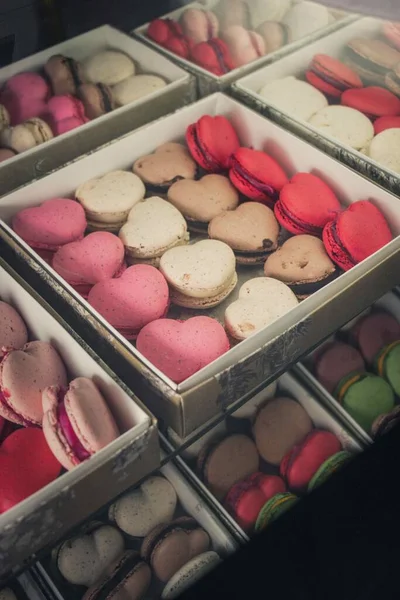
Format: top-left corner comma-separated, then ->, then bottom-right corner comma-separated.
255,492 -> 298,533
186,115 -> 240,172
306,54 -> 363,98
258,76 -> 328,122
83,50 -> 135,86
341,86 -> 400,119
344,38 -> 400,86
308,451 -> 352,491
274,172 -> 341,237
373,116 -> 400,135
371,405 -> 400,440
197,434 -> 259,501
314,341 -> 365,394
375,341 -> 400,396
76,83 -> 114,119
368,129 -> 400,174
350,311 -> 400,365
162,551 -> 221,600
334,372 -> 395,433
0,301 -> 28,358
190,38 -> 234,75
308,105 -> 374,151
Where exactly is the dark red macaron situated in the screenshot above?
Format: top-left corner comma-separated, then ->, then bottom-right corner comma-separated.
191,38 -> 234,76
147,18 -> 193,58
186,115 -> 240,172
274,172 -> 341,236
305,54 -> 363,98
224,472 -> 286,532
322,200 -> 393,272
341,86 -> 400,119
229,147 -> 289,207
314,341 -> 365,394
280,430 -> 342,493
373,115 -> 400,135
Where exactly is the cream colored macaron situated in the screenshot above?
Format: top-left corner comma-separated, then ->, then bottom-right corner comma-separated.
308,105 -> 374,150
259,76 -> 328,122
113,74 -> 167,106
119,197 -> 189,266
160,239 -> 237,309
225,277 -> 299,341
75,170 -> 145,231
84,50 -> 135,86
368,128 -> 400,174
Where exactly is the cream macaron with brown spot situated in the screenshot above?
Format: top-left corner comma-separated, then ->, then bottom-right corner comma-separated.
119,197 -> 189,267
159,239 -> 237,309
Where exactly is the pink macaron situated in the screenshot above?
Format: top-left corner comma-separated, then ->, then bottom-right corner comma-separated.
44,95 -> 88,135
0,341 -> 68,426
42,377 -> 120,471
88,264 -> 170,340
136,316 -> 230,383
12,198 -> 87,262
1,72 -> 50,125
52,232 -> 126,297
220,26 -> 265,68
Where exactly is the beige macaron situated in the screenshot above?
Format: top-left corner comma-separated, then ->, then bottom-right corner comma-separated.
75,170 -> 145,231
84,50 -> 135,86
225,277 -> 299,341
368,128 -> 400,174
119,197 -> 189,266
167,174 -> 239,232
259,76 -> 328,122
133,142 -> 197,193
112,74 -> 167,106
0,118 -> 53,153
160,239 -> 237,309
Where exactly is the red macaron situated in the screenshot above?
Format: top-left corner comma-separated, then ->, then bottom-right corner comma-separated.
147,19 -> 193,58
224,472 -> 286,532
229,147 -> 289,207
373,115 -> 400,135
306,54 -> 363,98
280,430 -> 342,493
341,86 -> 400,119
191,38 -> 234,76
274,173 -> 341,236
186,115 -> 240,172
323,200 -> 393,272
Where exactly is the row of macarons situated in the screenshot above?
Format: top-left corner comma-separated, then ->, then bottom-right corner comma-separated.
258,24 -> 400,172
0,48 -> 167,162
147,1 -> 336,76
0,299 -> 124,513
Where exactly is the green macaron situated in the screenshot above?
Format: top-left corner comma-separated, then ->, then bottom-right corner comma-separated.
308,451 -> 352,492
334,371 -> 395,433
375,341 -> 400,397
255,492 -> 298,533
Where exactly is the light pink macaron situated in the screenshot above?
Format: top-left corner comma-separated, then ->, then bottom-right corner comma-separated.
0,301 -> 28,358
42,377 -> 120,471
88,264 -> 170,340
0,341 -> 68,426
1,73 -> 50,124
136,316 -> 230,383
52,231 -> 126,297
12,198 -> 87,262
180,8 -> 219,44
220,26 -> 265,67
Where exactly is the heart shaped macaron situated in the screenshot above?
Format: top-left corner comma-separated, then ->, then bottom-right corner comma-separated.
88,265 -> 169,340
0,301 -> 28,358
186,115 -> 240,172
0,428 -> 61,513
55,523 -> 125,586
52,232 -> 125,297
208,202 -> 280,264
133,142 -> 197,193
12,198 -> 87,252
136,316 -> 230,383
225,277 -> 299,341
167,174 -> 239,230
119,197 -> 189,266
160,239 -> 237,308
0,341 -> 68,426
109,475 -> 177,537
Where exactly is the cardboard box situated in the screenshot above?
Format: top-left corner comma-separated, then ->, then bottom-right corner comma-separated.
0,260 -> 159,579
0,25 -> 194,196
134,2 -> 356,97
1,93 -> 400,439
232,17 -> 400,197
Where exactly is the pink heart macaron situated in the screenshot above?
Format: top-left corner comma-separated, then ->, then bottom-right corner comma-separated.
42,377 -> 120,471
12,198 -> 87,263
0,341 -> 68,426
88,265 -> 170,340
136,316 -> 230,383
52,231 -> 126,297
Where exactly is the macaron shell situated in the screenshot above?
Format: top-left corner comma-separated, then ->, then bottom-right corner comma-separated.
368,129 -> 400,174
257,21 -> 288,54
309,105 -> 374,150
353,312 -> 400,364
282,1 -> 330,41
190,39 -> 234,76
339,374 -> 395,432
341,86 -> 400,118
0,301 -> 28,358
112,75 -> 166,106
259,76 -> 328,122
180,8 -> 219,43
221,26 -> 265,68
136,316 -> 230,383
162,551 -> 221,599
133,143 -> 197,188
42,385 -> 80,471
255,492 -> 298,532
84,51 -> 135,86
373,116 -> 400,135
308,451 -> 352,491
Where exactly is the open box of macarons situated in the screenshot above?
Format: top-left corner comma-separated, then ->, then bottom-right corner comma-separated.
133,1 -> 354,96
1,92 -> 400,439
0,260 -> 159,577
164,371 -> 362,540
294,290 -> 400,446
0,25 -> 192,196
233,17 -> 400,196
33,458 -> 237,600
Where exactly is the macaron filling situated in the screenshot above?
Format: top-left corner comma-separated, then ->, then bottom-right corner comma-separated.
90,553 -> 144,597
230,156 -> 277,200
309,67 -> 349,92
328,220 -> 356,267
58,399 -> 91,461
64,57 -> 83,90
287,269 -> 339,296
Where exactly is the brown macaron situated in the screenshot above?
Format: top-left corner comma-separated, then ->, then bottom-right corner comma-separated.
344,38 -> 400,86
257,21 -> 290,54
208,202 -> 280,265
167,174 -> 239,233
45,54 -> 86,96
82,551 -> 151,600
197,434 -> 259,500
140,517 -> 210,583
133,143 -> 198,194
77,83 -> 115,119
264,235 -> 338,298
253,397 -> 313,466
